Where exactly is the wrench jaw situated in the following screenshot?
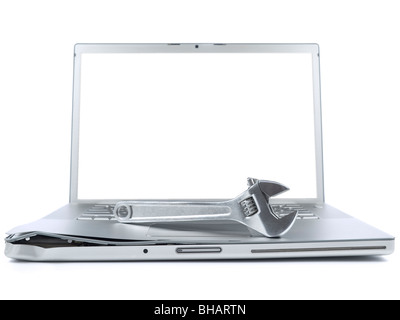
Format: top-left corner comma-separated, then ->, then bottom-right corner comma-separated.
247,177 -> 289,198
244,206 -> 298,238
241,179 -> 298,237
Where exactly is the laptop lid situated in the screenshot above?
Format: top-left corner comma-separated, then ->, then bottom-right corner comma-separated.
70,43 -> 324,204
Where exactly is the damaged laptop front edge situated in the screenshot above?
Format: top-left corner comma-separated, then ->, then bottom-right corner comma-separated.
5,178 -> 298,248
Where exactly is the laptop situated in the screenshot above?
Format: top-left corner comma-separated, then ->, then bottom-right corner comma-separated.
4,43 -> 394,261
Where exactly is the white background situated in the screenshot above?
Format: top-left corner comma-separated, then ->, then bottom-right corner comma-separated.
0,0 -> 399,300
78,52 -> 317,199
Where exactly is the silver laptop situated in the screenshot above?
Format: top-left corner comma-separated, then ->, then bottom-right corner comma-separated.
4,43 -> 394,261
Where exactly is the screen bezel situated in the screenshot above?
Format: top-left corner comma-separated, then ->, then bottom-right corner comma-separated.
70,43 -> 324,204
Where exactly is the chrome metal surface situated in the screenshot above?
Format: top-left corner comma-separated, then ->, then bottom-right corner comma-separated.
113,178 -> 298,237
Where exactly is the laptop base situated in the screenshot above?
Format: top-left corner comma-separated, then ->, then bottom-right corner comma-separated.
5,239 -> 394,261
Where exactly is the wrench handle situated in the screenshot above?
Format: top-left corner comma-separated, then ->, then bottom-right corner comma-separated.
114,201 -> 232,223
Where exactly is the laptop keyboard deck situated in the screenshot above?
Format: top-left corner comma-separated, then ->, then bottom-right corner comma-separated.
77,204 -> 319,221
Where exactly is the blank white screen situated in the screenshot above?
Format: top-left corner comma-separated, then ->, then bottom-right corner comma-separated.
78,52 -> 317,199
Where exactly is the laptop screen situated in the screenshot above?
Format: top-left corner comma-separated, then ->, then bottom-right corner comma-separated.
75,47 -> 319,201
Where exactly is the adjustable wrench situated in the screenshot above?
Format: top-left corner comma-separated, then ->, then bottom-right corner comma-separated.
113,178 -> 297,237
